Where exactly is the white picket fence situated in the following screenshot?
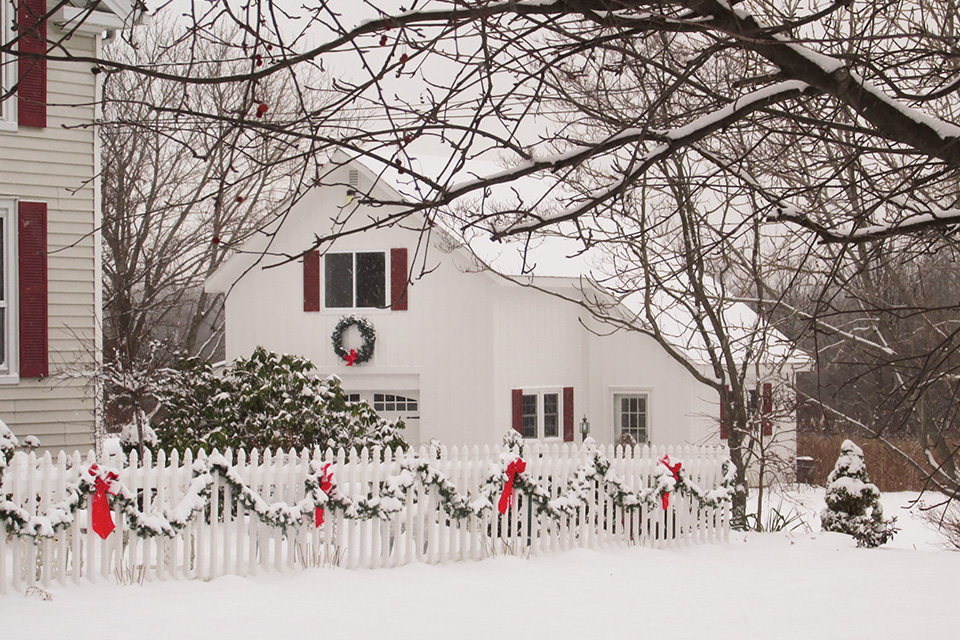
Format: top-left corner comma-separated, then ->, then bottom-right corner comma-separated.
1,443 -> 730,592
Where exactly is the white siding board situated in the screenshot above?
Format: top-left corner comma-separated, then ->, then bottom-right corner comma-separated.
0,30 -> 100,452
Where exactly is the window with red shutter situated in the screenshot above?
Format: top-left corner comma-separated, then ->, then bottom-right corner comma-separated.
17,0 -> 47,128
511,389 -> 523,435
563,387 -> 574,442
514,388 -> 573,440
390,247 -> 408,310
18,201 -> 47,378
303,250 -> 320,312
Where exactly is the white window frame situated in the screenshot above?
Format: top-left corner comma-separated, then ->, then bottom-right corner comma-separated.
323,250 -> 388,310
520,389 -> 563,441
0,198 -> 19,381
0,0 -> 17,130
373,392 -> 418,413
614,391 -> 650,444
347,389 -> 420,422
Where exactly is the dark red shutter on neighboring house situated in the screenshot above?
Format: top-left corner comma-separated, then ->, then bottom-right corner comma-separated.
563,387 -> 574,442
18,0 -> 47,128
511,389 -> 523,435
761,382 -> 773,436
390,247 -> 408,311
19,201 -> 48,378
303,250 -> 320,312
720,385 -> 730,440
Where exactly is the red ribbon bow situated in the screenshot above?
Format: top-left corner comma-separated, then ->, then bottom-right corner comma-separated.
498,458 -> 526,515
88,464 -> 119,540
659,455 -> 682,510
315,464 -> 334,528
344,349 -> 358,366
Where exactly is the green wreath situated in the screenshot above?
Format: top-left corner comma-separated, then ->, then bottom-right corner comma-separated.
331,315 -> 376,366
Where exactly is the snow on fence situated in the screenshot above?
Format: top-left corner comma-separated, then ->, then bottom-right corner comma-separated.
1,443 -> 731,592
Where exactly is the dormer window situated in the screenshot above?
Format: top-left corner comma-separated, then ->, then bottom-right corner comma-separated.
324,251 -> 386,308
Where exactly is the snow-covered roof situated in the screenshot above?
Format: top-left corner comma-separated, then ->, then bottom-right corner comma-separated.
54,0 -> 148,34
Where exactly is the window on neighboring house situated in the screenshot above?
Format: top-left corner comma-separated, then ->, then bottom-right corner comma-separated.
614,393 -> 648,444
324,251 -> 386,308
521,391 -> 561,439
0,200 -> 16,377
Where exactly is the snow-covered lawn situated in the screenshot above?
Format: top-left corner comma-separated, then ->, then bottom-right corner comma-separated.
4,490 -> 956,639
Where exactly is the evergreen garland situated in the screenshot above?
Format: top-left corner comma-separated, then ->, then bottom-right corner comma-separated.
0,424 -> 734,542
331,315 -> 376,365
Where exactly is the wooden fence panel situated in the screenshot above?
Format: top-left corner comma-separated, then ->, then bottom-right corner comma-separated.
1,442 -> 730,591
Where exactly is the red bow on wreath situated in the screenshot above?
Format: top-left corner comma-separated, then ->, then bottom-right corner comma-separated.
344,349 -> 358,366
315,464 -> 334,528
88,464 -> 120,539
659,455 -> 682,510
498,458 -> 526,515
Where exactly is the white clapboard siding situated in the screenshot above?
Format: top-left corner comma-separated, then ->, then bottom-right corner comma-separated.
0,25 -> 100,453
0,442 -> 730,592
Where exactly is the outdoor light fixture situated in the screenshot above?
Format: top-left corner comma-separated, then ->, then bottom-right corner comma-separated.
580,415 -> 590,437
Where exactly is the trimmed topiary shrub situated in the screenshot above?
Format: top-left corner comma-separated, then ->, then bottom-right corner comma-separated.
822,439 -> 898,548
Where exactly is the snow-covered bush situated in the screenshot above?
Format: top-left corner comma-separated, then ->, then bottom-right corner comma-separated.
153,347 -> 406,453
118,410 -> 159,456
501,430 -> 523,455
821,439 -> 897,548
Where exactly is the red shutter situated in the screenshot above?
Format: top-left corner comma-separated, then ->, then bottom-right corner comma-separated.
563,386 -> 574,442
720,385 -> 730,440
511,389 -> 523,435
19,201 -> 48,378
761,382 -> 773,436
303,250 -> 320,312
390,247 -> 408,311
18,0 -> 47,128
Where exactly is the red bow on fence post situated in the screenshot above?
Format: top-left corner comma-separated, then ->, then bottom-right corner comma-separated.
315,464 -> 334,528
88,464 -> 120,540
344,349 -> 358,366
659,455 -> 682,511
498,458 -> 526,515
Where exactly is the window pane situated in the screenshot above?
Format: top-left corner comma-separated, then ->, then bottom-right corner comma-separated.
543,393 -> 559,438
522,394 -> 538,438
0,307 -> 5,369
356,252 -> 385,307
616,394 -> 648,444
325,253 -> 354,307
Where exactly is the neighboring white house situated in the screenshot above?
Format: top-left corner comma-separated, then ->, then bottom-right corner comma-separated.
0,1 -> 141,451
206,157 -> 806,450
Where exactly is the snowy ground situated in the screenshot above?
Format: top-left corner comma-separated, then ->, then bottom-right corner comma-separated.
3,490 -> 956,640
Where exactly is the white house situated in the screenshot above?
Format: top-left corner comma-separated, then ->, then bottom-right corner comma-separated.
0,1 -> 142,451
206,158 -> 804,450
